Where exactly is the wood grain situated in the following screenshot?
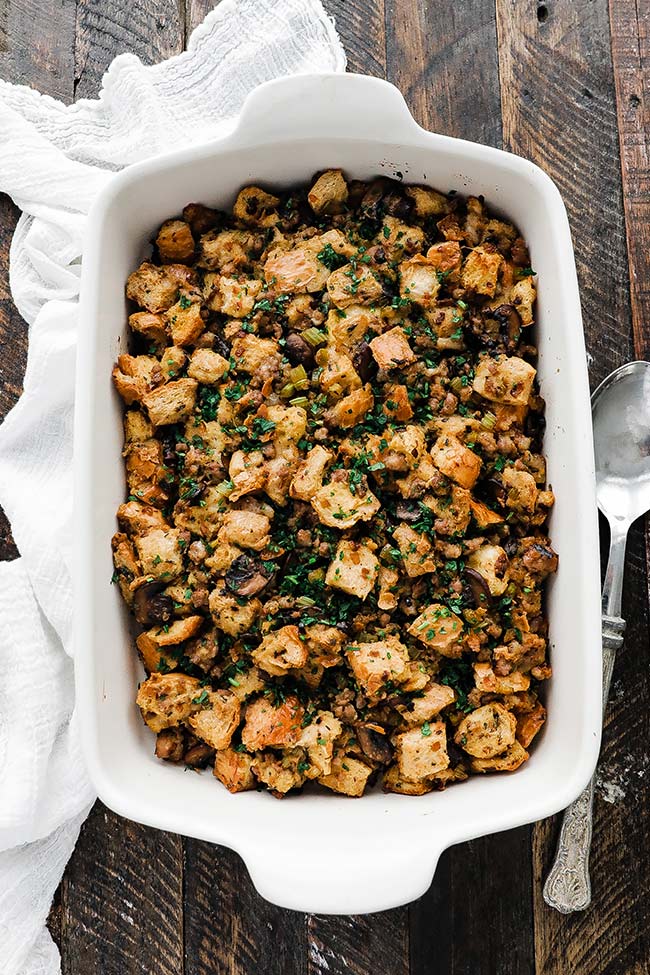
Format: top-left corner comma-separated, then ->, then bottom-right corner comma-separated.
60,803 -> 184,975
307,912 -> 408,975
74,0 -> 185,100
385,0 -> 502,146
0,0 -> 76,101
324,0 -> 386,77
609,0 -> 650,359
183,841 -> 308,975
496,2 -> 650,973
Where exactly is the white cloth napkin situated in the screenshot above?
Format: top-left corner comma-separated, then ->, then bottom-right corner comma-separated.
0,3 -> 345,971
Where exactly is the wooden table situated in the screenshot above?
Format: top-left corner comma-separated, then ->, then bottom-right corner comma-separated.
1,1 -> 649,972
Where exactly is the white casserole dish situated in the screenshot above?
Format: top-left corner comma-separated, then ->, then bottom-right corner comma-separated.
75,73 -> 602,915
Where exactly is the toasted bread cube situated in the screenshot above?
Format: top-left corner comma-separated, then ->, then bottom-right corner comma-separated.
318,754 -> 373,797
213,747 -> 256,793
469,497 -> 503,528
187,348 -> 229,384
123,409 -> 154,444
232,185 -> 280,226
128,311 -> 168,350
395,722 -> 449,781
311,478 -> 380,529
134,527 -> 184,581
136,616 -> 204,673
290,445 -> 333,501
379,217 -> 425,261
252,625 -> 308,677
369,326 -> 416,370
425,240 -> 463,281
399,256 -> 440,306
188,689 -> 241,750
319,347 -> 362,395
467,544 -> 509,596
464,196 -> 488,246
117,500 -> 167,535
159,345 -> 187,381
516,702 -> 547,747
254,753 -> 305,794
197,228 -> 262,271
241,695 -> 305,751
264,245 -> 329,294
383,384 -> 413,422
212,275 -> 262,318
510,277 -> 536,326
473,662 -> 530,695
324,384 -> 374,429
111,533 -> 139,605
393,524 -> 437,577
126,262 -> 179,313
430,434 -> 482,488
218,510 -> 271,551
143,378 -> 198,425
327,264 -> 383,308
461,246 -> 503,296
502,467 -> 538,512
397,683 -> 456,725
308,169 -> 349,215
473,355 -> 536,406
265,404 -> 308,447
471,740 -> 529,773
408,604 -> 464,656
297,711 -> 343,779
231,334 -> 280,374
136,672 -> 202,733
326,304 -> 382,349
208,587 -> 262,636
346,636 -> 409,697
377,566 -> 399,611
325,539 -> 379,599
164,299 -> 205,347
405,184 -> 449,218
455,703 -> 517,759
156,219 -> 195,264
383,765 -> 433,795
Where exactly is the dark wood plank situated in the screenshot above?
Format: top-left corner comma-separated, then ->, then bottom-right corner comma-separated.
496,3 -> 650,973
0,0 -> 76,101
387,5 -> 536,974
609,0 -> 650,359
307,912 -> 408,975
60,802 -> 184,975
324,0 -> 386,77
185,0 -> 219,37
74,0 -> 185,100
385,0 -> 501,146
183,841 -> 307,975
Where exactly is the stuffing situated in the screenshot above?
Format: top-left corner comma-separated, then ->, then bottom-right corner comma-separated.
116,176 -> 553,800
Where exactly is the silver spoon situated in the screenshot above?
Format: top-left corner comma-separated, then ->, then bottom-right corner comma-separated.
544,360 -> 650,913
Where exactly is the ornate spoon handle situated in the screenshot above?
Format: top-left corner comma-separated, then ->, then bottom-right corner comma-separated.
543,614 -> 625,913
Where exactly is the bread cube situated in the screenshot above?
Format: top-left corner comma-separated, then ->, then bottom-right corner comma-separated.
430,434 -> 482,489
325,540 -> 379,599
208,587 -> 262,636
187,348 -> 229,384
345,636 -> 409,697
369,326 -> 416,369
308,169 -> 349,215
240,695 -> 305,750
311,478 -> 380,529
126,262 -> 179,313
461,246 -> 503,296
327,264 -> 383,308
324,384 -> 374,428
156,219 -> 195,264
188,689 -> 241,750
395,722 -> 449,781
213,747 -> 256,793
136,672 -> 202,733
399,256 -> 440,306
318,754 -> 373,797
143,378 -> 198,425
252,625 -> 308,677
472,355 -> 536,406
454,703 -> 517,758
392,524 -> 437,577
290,445 -> 333,501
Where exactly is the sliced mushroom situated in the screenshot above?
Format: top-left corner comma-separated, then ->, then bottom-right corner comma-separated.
184,742 -> 216,768
464,567 -> 492,608
492,304 -> 522,352
225,554 -> 274,598
351,341 -> 376,383
356,722 -> 394,765
395,500 -> 421,523
155,727 -> 185,762
132,580 -> 175,626
285,332 -> 315,369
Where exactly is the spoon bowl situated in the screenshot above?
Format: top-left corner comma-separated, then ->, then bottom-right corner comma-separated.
591,360 -> 650,526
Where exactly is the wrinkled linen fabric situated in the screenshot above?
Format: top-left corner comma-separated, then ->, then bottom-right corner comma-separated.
0,3 -> 345,971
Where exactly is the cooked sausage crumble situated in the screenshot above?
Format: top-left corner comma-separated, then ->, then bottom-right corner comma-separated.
112,171 -> 557,798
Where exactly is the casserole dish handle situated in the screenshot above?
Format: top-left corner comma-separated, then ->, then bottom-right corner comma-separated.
243,837 -> 443,914
229,73 -> 422,147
